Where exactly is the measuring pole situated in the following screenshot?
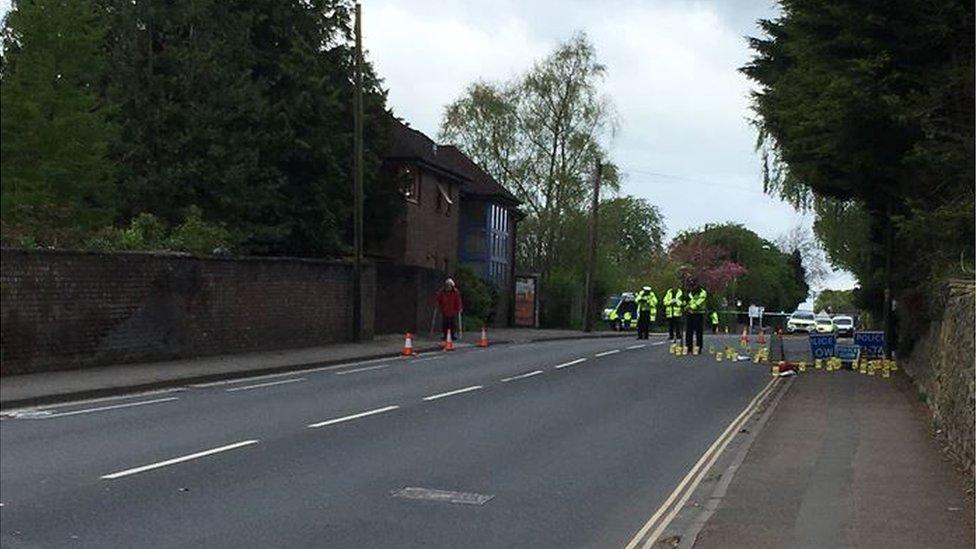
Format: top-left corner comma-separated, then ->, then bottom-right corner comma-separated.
352,3 -> 364,341
583,161 -> 602,332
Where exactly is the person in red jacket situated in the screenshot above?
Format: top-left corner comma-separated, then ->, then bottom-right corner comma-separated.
434,278 -> 463,341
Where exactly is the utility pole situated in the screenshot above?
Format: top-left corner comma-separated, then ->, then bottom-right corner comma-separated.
583,161 -> 602,332
352,3 -> 364,341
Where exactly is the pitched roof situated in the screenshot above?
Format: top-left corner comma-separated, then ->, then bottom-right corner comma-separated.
386,119 -> 469,183
386,118 -> 521,206
438,145 -> 520,205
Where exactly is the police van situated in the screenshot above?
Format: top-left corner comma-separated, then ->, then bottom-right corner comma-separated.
602,293 -> 638,331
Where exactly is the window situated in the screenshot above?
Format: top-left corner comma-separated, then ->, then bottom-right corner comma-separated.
436,182 -> 453,215
397,166 -> 419,204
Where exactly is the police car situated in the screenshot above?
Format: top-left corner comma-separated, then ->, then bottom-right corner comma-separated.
785,310 -> 816,333
603,293 -> 638,331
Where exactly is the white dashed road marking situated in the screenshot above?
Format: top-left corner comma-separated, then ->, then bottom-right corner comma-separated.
554,358 -> 587,369
101,440 -> 260,480
422,386 -> 483,401
307,406 -> 400,428
500,370 -> 544,382
225,378 -> 305,392
595,349 -> 621,357
627,344 -> 647,350
335,364 -> 390,375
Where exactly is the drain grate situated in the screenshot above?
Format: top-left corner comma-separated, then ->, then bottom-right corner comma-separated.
391,487 -> 494,506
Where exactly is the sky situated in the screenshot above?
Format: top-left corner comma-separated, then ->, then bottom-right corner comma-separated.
0,0 -> 856,294
362,0 -> 857,293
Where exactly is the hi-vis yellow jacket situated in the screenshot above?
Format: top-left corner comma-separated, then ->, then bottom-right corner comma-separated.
663,288 -> 683,318
636,289 -> 658,318
686,288 -> 708,313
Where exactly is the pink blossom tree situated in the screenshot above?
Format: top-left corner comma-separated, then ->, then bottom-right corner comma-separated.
668,237 -> 747,296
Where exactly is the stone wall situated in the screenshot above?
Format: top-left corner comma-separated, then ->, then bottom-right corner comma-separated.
901,279 -> 975,476
0,248 -> 379,375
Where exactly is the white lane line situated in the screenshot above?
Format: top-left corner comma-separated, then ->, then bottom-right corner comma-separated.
500,370 -> 544,383
192,356 -> 400,388
307,405 -> 400,428
554,358 -> 587,369
1,389 -> 185,418
411,356 -> 445,363
101,440 -> 259,480
41,397 -> 180,419
595,349 -> 621,357
624,379 -> 778,548
627,344 -> 647,350
335,364 -> 390,376
651,341 -> 667,346
422,385 -> 483,401
225,378 -> 305,392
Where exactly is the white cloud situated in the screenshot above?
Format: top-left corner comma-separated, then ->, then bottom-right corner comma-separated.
363,1 -> 855,290
365,2 -> 548,138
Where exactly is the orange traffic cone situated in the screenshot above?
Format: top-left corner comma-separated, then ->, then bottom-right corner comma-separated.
401,332 -> 414,356
477,325 -> 489,348
739,327 -> 750,347
757,330 -> 766,345
443,329 -> 455,351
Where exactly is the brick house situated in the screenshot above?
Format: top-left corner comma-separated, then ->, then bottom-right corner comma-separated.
371,120 -> 468,274
372,119 -> 523,326
439,146 -> 522,324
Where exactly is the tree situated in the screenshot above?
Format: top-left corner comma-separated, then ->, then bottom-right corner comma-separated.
440,32 -> 618,275
776,224 -> 829,288
668,236 -> 747,297
814,289 -> 857,314
672,223 -> 808,312
101,0 -> 395,256
743,0 -> 974,322
1,0 -> 118,247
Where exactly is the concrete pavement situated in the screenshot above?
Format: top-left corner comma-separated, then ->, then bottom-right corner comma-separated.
0,334 -> 772,548
690,368 -> 974,549
0,328 -> 633,409
634,335 -> 976,549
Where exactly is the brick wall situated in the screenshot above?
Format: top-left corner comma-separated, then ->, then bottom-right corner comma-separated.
0,248 -> 378,375
374,262 -> 444,336
402,168 -> 460,274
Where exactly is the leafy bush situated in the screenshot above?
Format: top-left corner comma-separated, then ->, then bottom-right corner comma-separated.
86,207 -> 233,255
541,269 -> 583,329
166,206 -> 233,255
455,265 -> 494,324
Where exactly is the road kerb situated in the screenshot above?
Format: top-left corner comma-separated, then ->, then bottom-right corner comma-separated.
673,376 -> 795,548
623,378 -> 781,549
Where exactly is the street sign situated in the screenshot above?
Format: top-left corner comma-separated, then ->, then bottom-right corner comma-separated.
835,344 -> 860,362
809,334 -> 837,359
854,331 -> 885,358
748,305 -> 764,319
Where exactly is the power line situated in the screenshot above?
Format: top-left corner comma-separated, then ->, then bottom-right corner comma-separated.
620,166 -> 769,196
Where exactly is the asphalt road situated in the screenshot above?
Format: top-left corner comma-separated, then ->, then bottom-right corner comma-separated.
1,335 -> 771,548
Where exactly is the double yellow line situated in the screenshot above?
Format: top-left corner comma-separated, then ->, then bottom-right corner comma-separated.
623,378 -> 780,549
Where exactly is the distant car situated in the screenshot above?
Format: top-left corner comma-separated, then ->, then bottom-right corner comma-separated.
786,311 -> 816,333
815,317 -> 835,333
832,315 -> 854,337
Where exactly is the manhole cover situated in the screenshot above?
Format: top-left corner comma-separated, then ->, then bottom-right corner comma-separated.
392,487 -> 494,506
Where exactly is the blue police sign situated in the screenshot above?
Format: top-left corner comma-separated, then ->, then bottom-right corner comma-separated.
809,334 -> 837,359
835,344 -> 861,362
854,331 -> 885,358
